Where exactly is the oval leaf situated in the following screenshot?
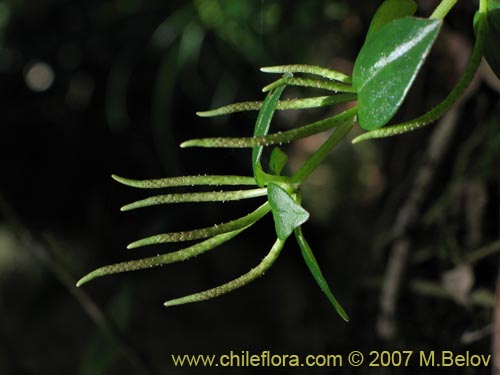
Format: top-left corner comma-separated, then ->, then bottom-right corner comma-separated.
366,0 -> 417,40
353,17 -> 442,130
267,183 -> 309,240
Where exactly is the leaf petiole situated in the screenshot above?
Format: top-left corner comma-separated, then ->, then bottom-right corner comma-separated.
430,0 -> 457,20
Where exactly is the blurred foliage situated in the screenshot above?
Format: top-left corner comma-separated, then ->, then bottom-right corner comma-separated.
0,0 -> 498,374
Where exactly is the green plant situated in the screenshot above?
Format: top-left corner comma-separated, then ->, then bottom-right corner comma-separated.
77,0 -> 498,321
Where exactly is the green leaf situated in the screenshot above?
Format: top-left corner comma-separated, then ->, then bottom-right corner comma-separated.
353,17 -> 442,130
294,227 -> 349,322
267,183 -> 309,240
475,1 -> 500,78
269,147 -> 288,175
366,0 -> 417,40
253,85 -> 286,186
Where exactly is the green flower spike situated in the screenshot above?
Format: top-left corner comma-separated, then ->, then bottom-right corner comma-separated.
79,68 -> 357,321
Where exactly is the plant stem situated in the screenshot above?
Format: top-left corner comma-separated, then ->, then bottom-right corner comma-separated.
430,0 -> 457,19
479,0 -> 488,13
292,112 -> 356,184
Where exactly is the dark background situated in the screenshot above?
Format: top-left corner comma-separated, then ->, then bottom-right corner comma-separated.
0,0 -> 499,374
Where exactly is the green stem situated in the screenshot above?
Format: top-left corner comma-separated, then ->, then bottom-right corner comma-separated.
126,202 -> 271,249
120,188 -> 267,211
352,8 -> 486,144
292,112 -> 356,184
430,0 -> 457,19
164,237 -> 286,307
112,174 -> 256,188
479,0 -> 488,13
181,107 -> 358,149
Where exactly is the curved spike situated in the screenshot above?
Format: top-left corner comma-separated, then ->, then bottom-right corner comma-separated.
181,106 -> 357,149
76,228 -> 249,287
111,174 -> 256,189
120,188 -> 267,211
164,238 -> 286,307
127,202 -> 271,249
196,94 -> 357,117
263,77 -> 355,94
261,64 -> 352,83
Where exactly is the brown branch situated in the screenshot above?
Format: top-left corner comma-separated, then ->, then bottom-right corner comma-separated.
0,194 -> 152,375
377,108 -> 460,340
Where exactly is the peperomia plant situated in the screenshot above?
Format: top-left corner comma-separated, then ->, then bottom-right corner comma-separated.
77,0 -> 499,321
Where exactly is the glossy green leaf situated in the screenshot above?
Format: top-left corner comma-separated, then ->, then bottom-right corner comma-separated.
294,227 -> 349,322
353,17 -> 442,130
269,147 -> 288,175
475,1 -> 500,78
267,183 -> 309,240
366,0 -> 417,40
252,85 -> 286,186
